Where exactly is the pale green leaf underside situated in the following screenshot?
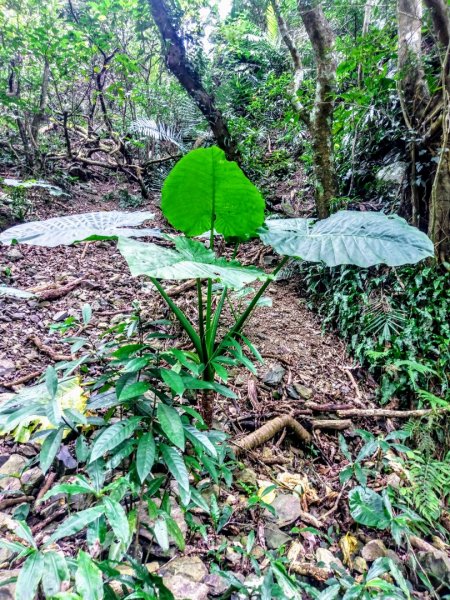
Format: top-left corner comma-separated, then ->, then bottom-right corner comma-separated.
118,235 -> 268,288
0,210 -> 159,247
259,211 -> 434,267
161,146 -> 265,238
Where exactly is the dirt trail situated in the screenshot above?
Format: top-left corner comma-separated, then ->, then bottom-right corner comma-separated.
0,184 -> 374,423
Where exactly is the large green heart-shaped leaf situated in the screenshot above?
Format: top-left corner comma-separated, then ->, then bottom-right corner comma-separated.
0,210 -> 159,247
118,235 -> 267,288
259,211 -> 434,267
161,146 -> 265,239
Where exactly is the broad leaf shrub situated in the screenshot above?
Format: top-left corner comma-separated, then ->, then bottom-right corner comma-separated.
300,262 -> 450,404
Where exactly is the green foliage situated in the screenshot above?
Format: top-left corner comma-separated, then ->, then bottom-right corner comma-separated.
302,262 -> 450,403
161,146 -> 265,239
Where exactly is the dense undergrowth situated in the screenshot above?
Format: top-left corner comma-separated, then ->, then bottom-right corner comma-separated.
299,262 -> 450,407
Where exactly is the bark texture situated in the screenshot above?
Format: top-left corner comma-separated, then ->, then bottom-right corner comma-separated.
299,1 -> 337,218
148,0 -> 240,163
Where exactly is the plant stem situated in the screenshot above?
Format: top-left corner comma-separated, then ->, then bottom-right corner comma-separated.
197,278 -> 210,378
150,277 -> 203,358
213,255 -> 290,359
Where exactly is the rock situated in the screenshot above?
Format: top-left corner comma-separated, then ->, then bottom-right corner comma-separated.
139,497 -> 187,543
20,466 -> 44,494
225,545 -> 242,566
53,310 -> 69,322
5,248 -> 23,262
361,539 -> 387,561
267,494 -> 301,527
236,467 -> 258,488
353,556 -> 368,573
293,383 -> 313,400
263,365 -> 285,386
0,359 -> 14,378
376,161 -> 407,186
0,455 -> 27,491
163,575 -> 209,600
315,547 -> 344,572
0,569 -> 19,599
159,556 -> 207,582
204,573 -> 231,596
265,524 -> 292,549
417,549 -> 450,584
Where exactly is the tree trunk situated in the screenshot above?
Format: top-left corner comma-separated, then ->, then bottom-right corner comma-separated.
31,58 -> 50,145
299,2 -> 338,219
147,0 -> 240,163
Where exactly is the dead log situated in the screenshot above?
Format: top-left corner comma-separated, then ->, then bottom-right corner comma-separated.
234,415 -> 311,456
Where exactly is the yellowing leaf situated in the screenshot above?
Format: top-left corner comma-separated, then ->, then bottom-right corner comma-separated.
276,472 -> 319,503
257,480 -> 277,504
339,532 -> 359,566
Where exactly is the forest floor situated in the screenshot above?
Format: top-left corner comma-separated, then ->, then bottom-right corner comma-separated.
0,179 -> 439,598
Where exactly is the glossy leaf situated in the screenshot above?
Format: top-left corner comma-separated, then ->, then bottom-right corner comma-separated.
157,404 -> 185,450
49,505 -> 106,543
160,444 -> 190,504
103,497 -> 130,546
161,146 -> 265,238
15,551 -> 44,600
90,417 -> 141,463
136,432 -> 156,483
348,486 -> 391,529
40,427 -> 64,474
75,550 -> 103,600
42,551 -> 70,597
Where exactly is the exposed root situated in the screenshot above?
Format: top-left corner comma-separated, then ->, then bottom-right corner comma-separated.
28,335 -> 73,361
0,369 -> 42,388
234,414 -> 311,456
29,277 -> 85,301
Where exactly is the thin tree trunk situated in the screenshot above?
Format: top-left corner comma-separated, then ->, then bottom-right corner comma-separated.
299,1 -> 337,218
31,58 -> 50,145
147,0 -> 240,163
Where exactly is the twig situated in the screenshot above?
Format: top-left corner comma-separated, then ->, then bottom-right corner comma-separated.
33,277 -> 85,301
0,370 -> 42,388
339,366 -> 362,400
36,472 -> 57,502
0,495 -> 34,510
312,419 -> 353,431
165,279 -> 197,297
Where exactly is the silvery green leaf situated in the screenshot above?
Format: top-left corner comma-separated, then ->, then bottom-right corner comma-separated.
259,211 -> 434,267
0,211 -> 159,247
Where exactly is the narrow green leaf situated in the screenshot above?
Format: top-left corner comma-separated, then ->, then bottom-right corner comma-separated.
136,432 -> 156,483
160,444 -> 190,504
90,417 -> 141,463
165,516 -> 185,551
103,497 -> 130,546
40,428 -> 64,474
15,550 -> 44,600
184,425 -> 217,458
153,517 -> 169,552
157,404 -> 185,451
118,382 -> 150,401
48,505 -> 106,544
160,368 -> 185,396
75,550 -> 104,600
42,551 -> 70,597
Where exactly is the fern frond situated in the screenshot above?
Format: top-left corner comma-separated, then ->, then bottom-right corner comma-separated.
405,452 -> 450,522
129,118 -> 183,149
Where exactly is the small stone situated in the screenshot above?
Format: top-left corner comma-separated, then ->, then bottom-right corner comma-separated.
0,359 -> 14,378
204,573 -> 231,596
268,494 -> 301,527
20,466 -> 44,494
6,248 -> 23,262
417,549 -> 450,585
0,455 -> 27,491
53,310 -> 69,322
263,365 -> 286,386
293,383 -> 313,400
353,556 -> 368,573
163,575 -> 209,600
236,467 -> 258,488
225,545 -> 242,566
159,556 -> 207,582
265,524 -> 292,549
361,539 -> 387,561
315,547 -> 344,572
286,385 -> 300,399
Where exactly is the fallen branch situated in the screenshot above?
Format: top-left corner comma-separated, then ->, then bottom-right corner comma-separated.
234,414 -> 311,455
312,419 -> 353,431
0,495 -> 34,510
289,562 -> 330,582
31,277 -> 85,301
0,369 -> 42,388
166,279 -> 197,297
336,407 -> 450,419
28,335 -> 73,362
